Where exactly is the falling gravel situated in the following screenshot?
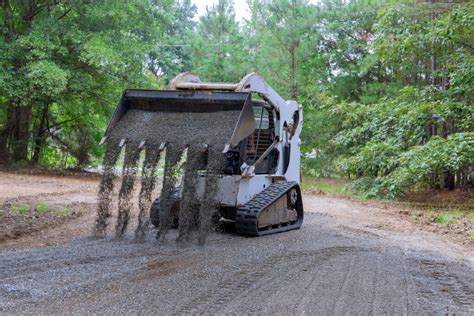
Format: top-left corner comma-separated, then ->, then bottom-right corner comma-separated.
95,108 -> 240,243
157,144 -> 185,240
135,147 -> 162,241
177,144 -> 207,243
198,146 -> 228,245
95,144 -> 122,237
115,143 -> 141,238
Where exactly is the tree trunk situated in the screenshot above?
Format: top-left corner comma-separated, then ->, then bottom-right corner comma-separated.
431,122 -> 437,136
290,44 -> 297,100
32,103 -> 49,164
290,0 -> 298,100
430,0 -> 437,88
459,166 -> 469,192
76,126 -> 90,168
431,51 -> 436,87
11,104 -> 32,162
442,171 -> 455,190
0,103 -> 14,162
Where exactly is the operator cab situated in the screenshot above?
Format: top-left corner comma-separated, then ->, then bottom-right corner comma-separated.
224,98 -> 279,176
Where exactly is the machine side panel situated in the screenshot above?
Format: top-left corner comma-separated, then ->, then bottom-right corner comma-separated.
196,175 -> 240,206
216,176 -> 240,206
197,175 -> 273,207
236,175 -> 273,205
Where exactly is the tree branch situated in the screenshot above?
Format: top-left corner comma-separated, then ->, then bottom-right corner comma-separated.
57,7 -> 71,20
44,117 -> 77,132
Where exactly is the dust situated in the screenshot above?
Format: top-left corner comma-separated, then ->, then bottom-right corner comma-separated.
96,108 -> 240,243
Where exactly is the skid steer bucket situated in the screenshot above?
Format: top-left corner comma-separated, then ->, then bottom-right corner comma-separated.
102,90 -> 255,149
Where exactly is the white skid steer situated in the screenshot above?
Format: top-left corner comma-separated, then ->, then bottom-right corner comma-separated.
103,72 -> 304,236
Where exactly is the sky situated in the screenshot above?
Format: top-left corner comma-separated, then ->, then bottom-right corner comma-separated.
192,0 -> 319,22
192,0 -> 251,22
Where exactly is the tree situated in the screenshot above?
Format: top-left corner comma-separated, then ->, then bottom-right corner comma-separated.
0,0 -> 172,165
189,0 -> 250,82
247,0 -> 313,100
312,1 -> 474,195
148,0 -> 197,82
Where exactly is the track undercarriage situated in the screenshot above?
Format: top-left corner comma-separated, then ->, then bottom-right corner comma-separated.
150,181 -> 304,236
235,181 -> 303,236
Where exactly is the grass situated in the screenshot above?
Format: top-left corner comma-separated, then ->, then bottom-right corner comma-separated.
449,209 -> 464,219
433,209 -> 471,226
56,207 -> 72,217
435,212 -> 454,225
301,176 -> 352,197
467,212 -> 474,221
35,202 -> 49,214
11,202 -> 30,215
469,234 -> 474,241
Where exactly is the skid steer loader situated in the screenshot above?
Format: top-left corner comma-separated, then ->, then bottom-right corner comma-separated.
102,72 -> 304,236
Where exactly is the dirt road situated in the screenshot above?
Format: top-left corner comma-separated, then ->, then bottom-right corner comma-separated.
0,172 -> 473,314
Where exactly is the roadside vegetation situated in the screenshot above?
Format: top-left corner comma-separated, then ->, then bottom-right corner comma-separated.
0,0 -> 472,200
0,199 -> 79,241
302,174 -> 473,243
301,176 -> 352,197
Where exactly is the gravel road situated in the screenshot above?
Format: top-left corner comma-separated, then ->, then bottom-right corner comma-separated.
1,193 -> 473,314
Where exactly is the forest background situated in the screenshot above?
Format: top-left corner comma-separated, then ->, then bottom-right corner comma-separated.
0,0 -> 472,198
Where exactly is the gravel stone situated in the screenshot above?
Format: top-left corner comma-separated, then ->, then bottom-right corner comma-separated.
1,213 -> 473,314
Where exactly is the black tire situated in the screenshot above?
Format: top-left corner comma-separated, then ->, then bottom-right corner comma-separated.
149,198 -> 161,227
149,197 -> 180,229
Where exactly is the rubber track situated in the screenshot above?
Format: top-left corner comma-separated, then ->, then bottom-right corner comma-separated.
235,181 -> 304,236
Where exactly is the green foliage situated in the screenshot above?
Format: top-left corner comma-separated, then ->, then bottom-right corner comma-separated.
247,0 -> 316,98
189,0 -> 250,82
11,203 -> 30,215
0,0 -> 471,199
27,61 -> 69,98
0,0 -> 173,165
435,213 -> 454,225
149,0 -> 197,81
302,1 -> 473,198
301,176 -> 352,197
35,202 -> 49,214
56,207 -> 72,217
376,133 -> 473,198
